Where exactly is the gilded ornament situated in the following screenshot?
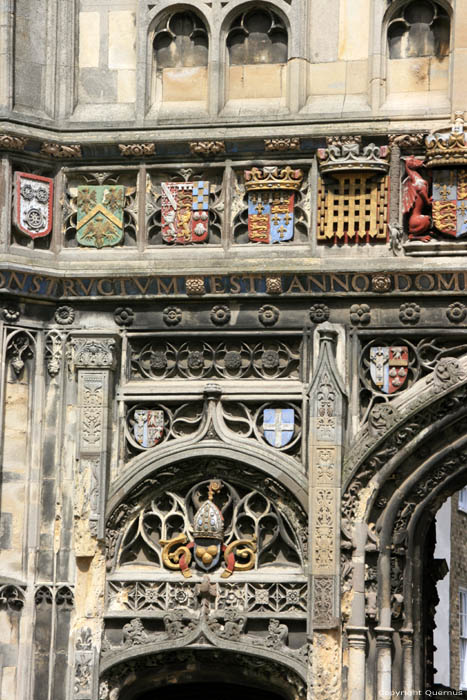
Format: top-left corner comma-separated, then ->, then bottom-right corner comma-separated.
160,480 -> 257,578
265,275 -> 283,294
0,134 -> 28,151
41,142 -> 82,158
264,138 -> 300,152
425,112 -> 467,168
185,276 -> 206,295
190,141 -> 225,157
371,273 -> 391,293
317,138 -> 390,174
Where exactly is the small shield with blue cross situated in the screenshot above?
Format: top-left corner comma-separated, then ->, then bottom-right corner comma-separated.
263,408 -> 295,448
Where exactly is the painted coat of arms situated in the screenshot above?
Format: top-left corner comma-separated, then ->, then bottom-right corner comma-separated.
133,409 -> 164,448
244,166 -> 303,244
161,181 -> 209,244
370,346 -> 409,394
14,172 -> 54,239
432,169 -> 467,238
76,185 -> 125,248
263,408 -> 295,447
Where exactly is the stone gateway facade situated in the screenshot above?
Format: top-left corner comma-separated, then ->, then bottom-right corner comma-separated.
1,1 -> 467,699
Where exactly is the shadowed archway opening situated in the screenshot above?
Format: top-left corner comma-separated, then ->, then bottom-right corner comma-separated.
136,682 -> 286,700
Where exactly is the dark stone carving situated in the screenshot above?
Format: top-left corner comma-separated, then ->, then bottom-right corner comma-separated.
114,307 -> 134,327
258,305 -> 279,326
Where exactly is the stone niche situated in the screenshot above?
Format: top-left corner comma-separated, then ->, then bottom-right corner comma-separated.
226,9 -> 288,105
152,10 -> 209,114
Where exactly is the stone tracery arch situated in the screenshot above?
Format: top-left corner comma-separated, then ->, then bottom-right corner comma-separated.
342,354 -> 467,698
102,450 -> 309,698
99,647 -> 306,700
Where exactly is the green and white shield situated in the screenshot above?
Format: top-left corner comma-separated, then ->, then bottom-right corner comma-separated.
76,185 -> 125,248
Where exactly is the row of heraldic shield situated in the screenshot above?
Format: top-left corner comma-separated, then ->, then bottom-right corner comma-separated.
133,408 -> 296,449
14,173 -> 300,245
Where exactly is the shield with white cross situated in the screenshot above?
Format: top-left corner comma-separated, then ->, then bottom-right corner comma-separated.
263,408 -> 295,447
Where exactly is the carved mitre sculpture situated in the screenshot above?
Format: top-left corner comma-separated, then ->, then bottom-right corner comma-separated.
160,480 -> 256,579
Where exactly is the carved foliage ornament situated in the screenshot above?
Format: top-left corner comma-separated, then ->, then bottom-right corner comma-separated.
41,142 -> 82,158
0,133 -> 27,150
264,138 -> 300,152
190,141 -> 225,157
73,338 -> 115,369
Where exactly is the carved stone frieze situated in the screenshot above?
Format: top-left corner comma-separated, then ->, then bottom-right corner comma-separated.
106,580 -> 308,615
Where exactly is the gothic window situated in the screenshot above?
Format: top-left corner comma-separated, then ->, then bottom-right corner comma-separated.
227,9 -> 288,65
152,11 -> 209,107
387,0 -> 450,60
153,12 -> 208,68
225,8 -> 288,102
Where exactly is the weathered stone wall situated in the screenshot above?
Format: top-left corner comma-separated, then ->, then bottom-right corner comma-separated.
450,496 -> 467,690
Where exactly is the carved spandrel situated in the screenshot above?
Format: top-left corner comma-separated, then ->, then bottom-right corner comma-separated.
73,338 -> 116,369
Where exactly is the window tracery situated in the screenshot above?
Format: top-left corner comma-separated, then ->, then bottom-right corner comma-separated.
153,11 -> 208,68
387,0 -> 450,60
227,9 -> 288,65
